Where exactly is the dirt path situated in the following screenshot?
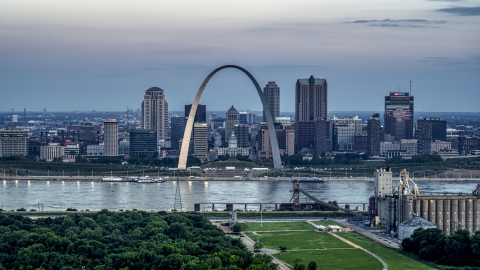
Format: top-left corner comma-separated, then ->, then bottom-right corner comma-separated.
329,232 -> 388,270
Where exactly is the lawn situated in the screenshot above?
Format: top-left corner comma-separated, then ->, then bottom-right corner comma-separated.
242,221 -> 315,231
245,231 -> 350,250
312,220 -> 342,227
337,232 -> 435,270
274,249 -> 383,270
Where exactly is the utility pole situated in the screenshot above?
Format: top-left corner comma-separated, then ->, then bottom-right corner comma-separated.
174,180 -> 182,211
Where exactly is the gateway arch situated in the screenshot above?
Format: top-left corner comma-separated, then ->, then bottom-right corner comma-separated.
177,65 -> 282,170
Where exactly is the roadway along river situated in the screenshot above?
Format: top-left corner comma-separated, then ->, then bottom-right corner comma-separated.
0,180 -> 478,211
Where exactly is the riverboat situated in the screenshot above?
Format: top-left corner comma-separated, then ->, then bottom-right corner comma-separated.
102,177 -> 124,182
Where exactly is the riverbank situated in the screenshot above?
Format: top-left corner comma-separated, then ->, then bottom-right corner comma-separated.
2,175 -> 480,182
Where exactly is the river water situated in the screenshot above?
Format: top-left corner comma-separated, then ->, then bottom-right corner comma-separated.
0,180 -> 478,211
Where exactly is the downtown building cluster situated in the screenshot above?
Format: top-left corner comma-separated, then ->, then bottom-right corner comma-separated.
1,80 -> 480,162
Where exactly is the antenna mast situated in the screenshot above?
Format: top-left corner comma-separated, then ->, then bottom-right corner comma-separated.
410,80 -> 411,95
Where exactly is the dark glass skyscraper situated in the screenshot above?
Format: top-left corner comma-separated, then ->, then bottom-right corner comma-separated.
185,104 -> 206,123
170,117 -> 186,150
367,113 -> 381,157
415,117 -> 447,154
384,92 -> 414,142
130,129 -> 157,156
295,76 -> 327,152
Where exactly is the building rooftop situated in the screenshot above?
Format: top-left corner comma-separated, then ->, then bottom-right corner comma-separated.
297,76 -> 326,85
146,86 -> 164,91
399,216 -> 436,227
227,105 -> 238,113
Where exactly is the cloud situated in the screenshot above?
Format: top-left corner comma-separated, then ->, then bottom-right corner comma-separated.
436,5 -> 480,16
419,56 -> 480,67
428,0 -> 464,2
347,19 -> 447,28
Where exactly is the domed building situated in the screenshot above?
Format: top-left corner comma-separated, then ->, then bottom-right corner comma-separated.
217,132 -> 250,157
398,215 -> 436,240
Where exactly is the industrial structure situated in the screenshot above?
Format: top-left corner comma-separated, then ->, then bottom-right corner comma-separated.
369,168 -> 480,235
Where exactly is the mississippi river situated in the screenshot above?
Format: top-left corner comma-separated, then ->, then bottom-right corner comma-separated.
0,180 -> 477,211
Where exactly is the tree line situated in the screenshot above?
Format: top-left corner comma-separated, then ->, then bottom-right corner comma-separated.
402,228 -> 480,267
0,210 -> 277,269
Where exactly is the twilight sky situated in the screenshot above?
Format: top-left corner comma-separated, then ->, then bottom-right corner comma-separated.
0,0 -> 479,113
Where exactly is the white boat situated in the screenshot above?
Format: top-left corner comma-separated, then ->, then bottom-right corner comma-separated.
137,176 -> 163,183
102,177 -> 123,182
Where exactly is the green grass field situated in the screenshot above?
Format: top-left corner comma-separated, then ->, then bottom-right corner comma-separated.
245,231 -> 350,250
312,220 -> 342,227
337,232 -> 435,270
274,249 -> 383,270
242,221 -> 315,231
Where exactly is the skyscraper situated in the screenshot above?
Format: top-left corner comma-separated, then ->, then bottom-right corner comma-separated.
263,81 -> 280,122
415,117 -> 447,154
234,124 -> 250,148
185,104 -> 206,123
295,76 -> 327,152
225,105 -> 239,142
170,117 -> 186,151
141,87 -> 169,142
193,122 -> 208,160
103,118 -> 118,156
367,113 -> 381,157
315,118 -> 331,156
384,92 -> 414,142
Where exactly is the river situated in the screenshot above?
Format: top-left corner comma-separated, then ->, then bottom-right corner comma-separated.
0,179 -> 478,211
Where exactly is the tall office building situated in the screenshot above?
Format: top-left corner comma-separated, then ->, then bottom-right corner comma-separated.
384,92 -> 414,142
295,76 -> 328,122
295,76 -> 327,152
367,113 -> 381,157
193,123 -> 208,160
170,117 -> 186,150
234,124 -> 250,148
141,87 -> 169,142
185,104 -> 206,123
315,118 -> 331,156
225,105 -> 239,142
130,130 -> 157,156
103,118 -> 118,156
263,82 -> 280,122
0,129 -> 29,157
415,117 -> 447,154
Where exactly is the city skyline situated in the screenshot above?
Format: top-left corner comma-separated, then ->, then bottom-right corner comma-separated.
0,1 -> 479,112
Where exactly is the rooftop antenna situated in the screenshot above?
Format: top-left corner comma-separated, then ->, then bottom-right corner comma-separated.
410,80 -> 411,96
24,108 -> 27,127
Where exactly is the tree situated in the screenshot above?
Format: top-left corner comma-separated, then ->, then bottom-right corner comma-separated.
444,229 -> 472,266
253,242 -> 264,253
471,231 -> 480,264
307,261 -> 317,270
232,223 -> 243,233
